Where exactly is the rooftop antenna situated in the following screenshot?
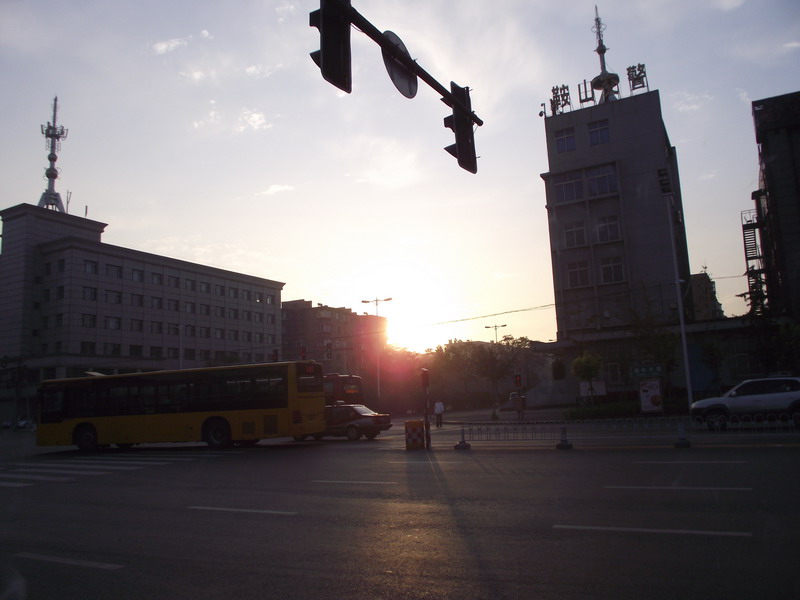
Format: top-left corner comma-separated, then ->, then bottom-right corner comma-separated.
590,7 -> 619,103
38,96 -> 68,212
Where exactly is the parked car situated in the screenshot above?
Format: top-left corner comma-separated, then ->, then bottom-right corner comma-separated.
690,377 -> 800,430
314,404 -> 392,441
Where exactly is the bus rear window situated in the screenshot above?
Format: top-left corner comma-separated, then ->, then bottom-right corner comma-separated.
297,364 -> 323,393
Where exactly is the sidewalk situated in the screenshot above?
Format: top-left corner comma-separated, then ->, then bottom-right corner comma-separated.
0,428 -> 43,459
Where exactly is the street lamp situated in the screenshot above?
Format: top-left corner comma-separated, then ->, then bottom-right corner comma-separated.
361,297 -> 392,404
485,324 -> 506,343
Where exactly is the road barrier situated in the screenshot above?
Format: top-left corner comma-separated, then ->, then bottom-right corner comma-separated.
453,414 -> 798,448
404,420 -> 425,450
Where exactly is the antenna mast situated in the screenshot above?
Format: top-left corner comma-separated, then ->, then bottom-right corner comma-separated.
590,7 -> 619,103
38,96 -> 68,212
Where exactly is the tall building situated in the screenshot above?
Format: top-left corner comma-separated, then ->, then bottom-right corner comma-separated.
0,102 -> 283,422
744,91 -> 800,319
281,299 -> 386,396
541,11 -> 692,343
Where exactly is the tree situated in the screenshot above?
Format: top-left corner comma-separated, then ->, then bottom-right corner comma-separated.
571,353 -> 602,405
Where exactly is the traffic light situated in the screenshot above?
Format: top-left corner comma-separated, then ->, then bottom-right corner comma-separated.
309,0 -> 352,93
443,81 -> 477,174
514,374 -> 522,388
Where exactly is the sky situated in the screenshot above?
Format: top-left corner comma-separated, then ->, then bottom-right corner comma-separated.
1,0 -> 799,353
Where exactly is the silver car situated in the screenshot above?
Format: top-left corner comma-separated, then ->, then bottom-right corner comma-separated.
690,377 -> 800,429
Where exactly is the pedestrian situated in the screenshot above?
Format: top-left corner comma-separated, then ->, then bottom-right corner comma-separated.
434,400 -> 444,428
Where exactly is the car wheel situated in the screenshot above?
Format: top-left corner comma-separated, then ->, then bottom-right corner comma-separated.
74,424 -> 98,452
204,418 -> 232,449
706,410 -> 728,432
346,426 -> 360,441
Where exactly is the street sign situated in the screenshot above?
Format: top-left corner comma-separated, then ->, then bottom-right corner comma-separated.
381,30 -> 417,99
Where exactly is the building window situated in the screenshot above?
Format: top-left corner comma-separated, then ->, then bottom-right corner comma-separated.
168,276 -> 180,288
56,313 -> 64,327
597,215 -> 620,242
255,292 -> 263,304
588,119 -> 610,145
200,282 -> 210,293
185,302 -> 196,314
255,353 -> 264,362
131,319 -> 143,332
84,260 -> 98,274
167,299 -> 179,312
555,127 -> 576,153
150,346 -> 162,358
58,259 -> 65,273
199,327 -> 210,338
553,171 -> 583,203
132,269 -> 144,282
254,312 -> 264,323
214,306 -> 225,318
242,290 -> 251,301
104,343 -> 121,356
185,279 -> 196,291
266,314 -> 276,325
199,304 -> 210,316
228,330 -> 239,341
131,293 -> 144,307
105,317 -> 122,330
83,287 -> 98,301
228,287 -> 238,299
150,321 -> 163,334
167,323 -> 180,336
266,295 -> 275,305
151,273 -> 163,285
564,221 -> 586,248
600,256 -> 625,283
184,348 -> 196,361
199,349 -> 210,360
587,164 -> 618,197
214,328 -> 225,340
81,341 -> 96,355
151,297 -> 163,310
130,345 -> 143,357
242,310 -> 251,321
57,286 -> 65,299
106,264 -> 123,278
227,308 -> 239,319
167,347 -> 179,359
215,284 -> 225,296
185,325 -> 196,337
105,290 -> 122,304
81,314 -> 96,328
567,261 -> 590,288
255,332 -> 264,343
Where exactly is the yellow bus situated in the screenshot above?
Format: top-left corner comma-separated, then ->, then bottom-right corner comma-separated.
36,361 -> 326,450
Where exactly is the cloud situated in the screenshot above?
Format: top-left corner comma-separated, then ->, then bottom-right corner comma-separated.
237,109 -> 272,132
153,38 -> 188,55
258,184 -> 295,196
671,91 -> 714,112
275,3 -> 296,23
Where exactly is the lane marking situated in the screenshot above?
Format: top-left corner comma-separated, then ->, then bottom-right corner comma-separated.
0,481 -> 32,488
0,473 -> 75,482
13,468 -> 110,476
554,525 -> 753,538
13,462 -> 142,471
634,461 -> 748,465
312,480 -> 397,485
47,459 -> 170,466
188,506 -> 297,516
15,553 -> 123,570
605,485 -> 752,491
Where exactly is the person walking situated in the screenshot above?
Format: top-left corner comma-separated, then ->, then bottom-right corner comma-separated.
434,400 -> 445,428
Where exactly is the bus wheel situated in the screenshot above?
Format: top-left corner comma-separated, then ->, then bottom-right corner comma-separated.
204,418 -> 232,449
74,424 -> 98,452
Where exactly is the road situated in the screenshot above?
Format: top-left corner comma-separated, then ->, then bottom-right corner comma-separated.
1,425 -> 798,599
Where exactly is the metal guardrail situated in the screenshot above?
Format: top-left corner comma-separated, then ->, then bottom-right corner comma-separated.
451,414 -> 799,446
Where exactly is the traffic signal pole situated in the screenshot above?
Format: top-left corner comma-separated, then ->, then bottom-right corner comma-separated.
325,0 -> 483,129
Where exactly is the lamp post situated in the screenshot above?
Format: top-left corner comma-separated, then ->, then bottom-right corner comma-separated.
485,324 -> 506,343
361,297 -> 392,404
